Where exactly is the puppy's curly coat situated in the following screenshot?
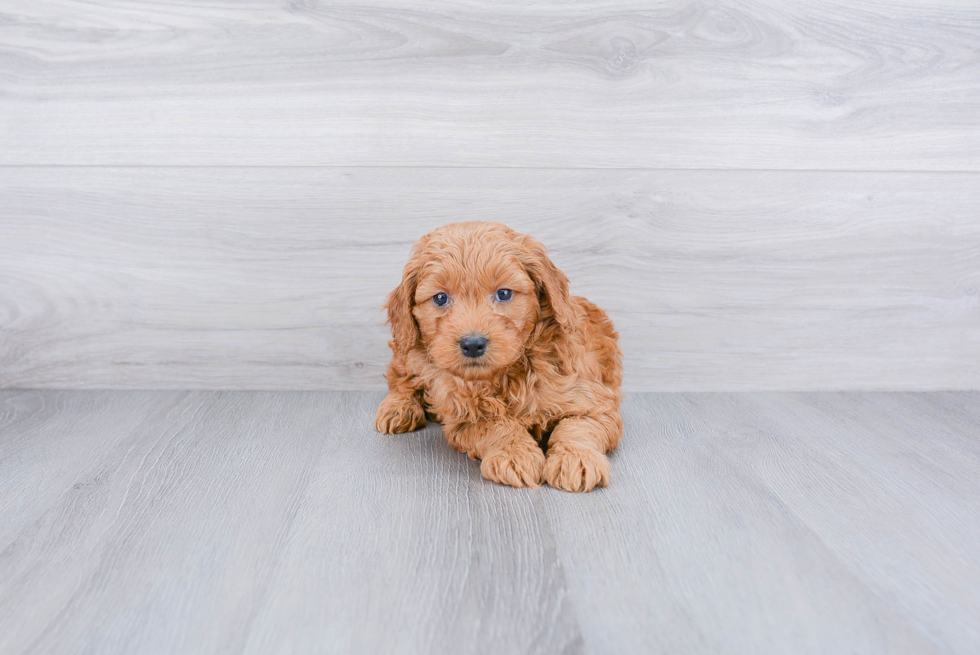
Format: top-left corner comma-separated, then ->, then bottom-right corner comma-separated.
375,222 -> 622,492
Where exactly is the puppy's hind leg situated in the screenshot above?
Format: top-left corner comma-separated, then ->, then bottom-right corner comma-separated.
544,411 -> 622,492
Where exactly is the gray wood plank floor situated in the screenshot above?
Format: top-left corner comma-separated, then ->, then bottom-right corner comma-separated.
2,391 -> 978,654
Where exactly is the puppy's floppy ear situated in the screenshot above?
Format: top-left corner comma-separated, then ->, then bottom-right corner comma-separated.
385,236 -> 429,355
516,234 -> 576,333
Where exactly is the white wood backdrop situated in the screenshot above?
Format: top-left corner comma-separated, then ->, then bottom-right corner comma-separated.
2,0 -> 978,169
1,0 -> 978,391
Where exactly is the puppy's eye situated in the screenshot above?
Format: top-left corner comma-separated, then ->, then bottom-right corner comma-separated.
432,292 -> 449,307
495,288 -> 513,302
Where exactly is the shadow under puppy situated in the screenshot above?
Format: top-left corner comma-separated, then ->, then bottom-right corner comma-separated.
375,222 -> 622,492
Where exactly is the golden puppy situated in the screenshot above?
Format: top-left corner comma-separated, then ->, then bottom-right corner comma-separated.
375,222 -> 622,492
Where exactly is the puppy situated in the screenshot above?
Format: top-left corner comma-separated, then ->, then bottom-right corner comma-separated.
374,222 -> 622,492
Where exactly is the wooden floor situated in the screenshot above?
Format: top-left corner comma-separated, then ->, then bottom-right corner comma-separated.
2,391 -> 978,654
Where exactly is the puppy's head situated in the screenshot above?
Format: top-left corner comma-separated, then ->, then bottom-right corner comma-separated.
386,222 -> 574,380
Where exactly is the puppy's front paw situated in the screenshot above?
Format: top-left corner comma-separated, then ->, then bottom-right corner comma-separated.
375,393 -> 426,434
544,443 -> 609,492
481,439 -> 546,488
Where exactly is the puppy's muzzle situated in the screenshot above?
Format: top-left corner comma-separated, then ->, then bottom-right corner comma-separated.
459,334 -> 488,358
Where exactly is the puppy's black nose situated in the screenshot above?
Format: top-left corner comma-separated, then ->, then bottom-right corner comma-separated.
459,334 -> 488,358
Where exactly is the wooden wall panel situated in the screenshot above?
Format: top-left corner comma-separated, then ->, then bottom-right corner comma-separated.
2,1 -> 976,390
0,0 -> 977,168
2,168 -> 977,390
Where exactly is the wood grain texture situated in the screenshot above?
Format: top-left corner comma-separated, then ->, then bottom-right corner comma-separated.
2,390 -> 979,654
540,394 -> 943,653
0,390 -> 580,655
1,0 -> 978,168
2,167 -> 978,391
